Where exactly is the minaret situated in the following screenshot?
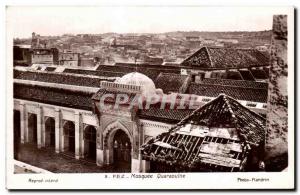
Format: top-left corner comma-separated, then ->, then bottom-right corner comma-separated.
31,32 -> 37,48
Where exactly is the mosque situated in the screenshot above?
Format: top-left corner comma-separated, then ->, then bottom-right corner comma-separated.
13,47 -> 269,172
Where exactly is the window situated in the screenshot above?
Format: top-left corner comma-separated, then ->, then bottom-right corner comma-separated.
246,102 -> 257,107
202,98 -> 211,102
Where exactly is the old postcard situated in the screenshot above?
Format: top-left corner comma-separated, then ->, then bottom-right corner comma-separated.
6,6 -> 294,190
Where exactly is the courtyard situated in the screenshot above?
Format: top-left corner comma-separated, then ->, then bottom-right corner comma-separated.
15,143 -> 131,173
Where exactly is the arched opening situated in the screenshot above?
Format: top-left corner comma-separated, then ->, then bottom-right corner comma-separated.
27,113 -> 37,145
112,129 -> 132,171
13,110 -> 21,159
63,121 -> 75,154
45,117 -> 55,148
84,126 -> 97,161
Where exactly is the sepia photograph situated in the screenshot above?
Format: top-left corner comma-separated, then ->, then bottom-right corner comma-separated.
5,5 -> 294,189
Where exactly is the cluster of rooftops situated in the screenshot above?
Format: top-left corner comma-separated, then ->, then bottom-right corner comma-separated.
14,46 -> 269,118
13,46 -> 270,171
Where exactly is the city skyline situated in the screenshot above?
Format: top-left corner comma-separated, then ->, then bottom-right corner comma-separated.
6,6 -> 282,38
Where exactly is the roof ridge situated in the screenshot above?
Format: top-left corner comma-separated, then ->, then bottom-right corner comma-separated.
201,78 -> 268,88
159,72 -> 184,76
207,46 -> 258,51
225,95 -> 267,120
192,82 -> 267,90
221,94 -> 235,118
203,77 -> 264,83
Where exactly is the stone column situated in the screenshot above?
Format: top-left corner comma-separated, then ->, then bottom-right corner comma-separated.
106,148 -> 113,165
141,160 -> 151,173
24,111 -> 29,143
19,102 -> 26,144
139,125 -> 150,173
75,111 -> 83,159
41,117 -> 46,147
54,108 -> 62,153
131,123 -> 142,173
36,105 -> 43,149
96,125 -> 104,166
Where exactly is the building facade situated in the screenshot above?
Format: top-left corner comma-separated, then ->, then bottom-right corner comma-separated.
59,52 -> 80,66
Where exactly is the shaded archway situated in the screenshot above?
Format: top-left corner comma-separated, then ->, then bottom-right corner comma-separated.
63,121 -> 75,153
13,110 -> 21,159
27,113 -> 37,145
112,130 -> 132,171
45,117 -> 55,148
84,125 -> 97,161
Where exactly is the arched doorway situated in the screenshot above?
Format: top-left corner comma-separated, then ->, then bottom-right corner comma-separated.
13,110 -> 21,159
27,113 -> 37,145
63,121 -> 75,153
84,126 -> 97,161
112,130 -> 132,171
45,117 -> 55,148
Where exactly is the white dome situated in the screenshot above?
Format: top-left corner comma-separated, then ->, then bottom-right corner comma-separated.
116,72 -> 156,96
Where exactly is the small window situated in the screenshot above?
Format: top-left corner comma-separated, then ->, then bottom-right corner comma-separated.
202,98 -> 211,102
246,102 -> 257,107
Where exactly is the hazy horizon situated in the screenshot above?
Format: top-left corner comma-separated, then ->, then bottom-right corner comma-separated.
13,30 -> 273,39
7,6 -> 284,38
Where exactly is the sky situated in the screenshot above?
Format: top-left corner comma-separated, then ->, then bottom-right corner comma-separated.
6,6 -> 285,38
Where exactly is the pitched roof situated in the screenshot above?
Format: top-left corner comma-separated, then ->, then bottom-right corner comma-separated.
96,65 -> 181,81
138,107 -> 194,124
14,83 -> 94,110
177,94 -> 266,144
141,94 -> 266,171
63,68 -> 126,78
201,78 -> 268,89
14,69 -> 112,88
154,73 -> 191,94
92,88 -> 138,104
181,47 -> 270,69
188,82 -> 268,103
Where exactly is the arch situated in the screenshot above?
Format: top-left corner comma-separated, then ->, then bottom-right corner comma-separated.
83,125 -> 97,161
27,113 -> 37,145
103,120 -> 133,149
63,120 -> 75,153
103,121 -> 133,171
44,117 -> 55,148
112,130 -> 132,171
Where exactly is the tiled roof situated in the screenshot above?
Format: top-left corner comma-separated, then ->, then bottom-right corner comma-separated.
188,82 -> 268,103
14,83 -> 94,110
155,73 -> 191,94
96,65 -> 136,73
138,107 -> 194,124
176,94 -> 266,144
201,78 -> 268,89
140,95 -> 265,171
181,47 -> 270,69
92,88 -> 137,104
63,68 -> 126,78
96,65 -> 181,81
14,69 -> 109,88
92,88 -> 194,123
